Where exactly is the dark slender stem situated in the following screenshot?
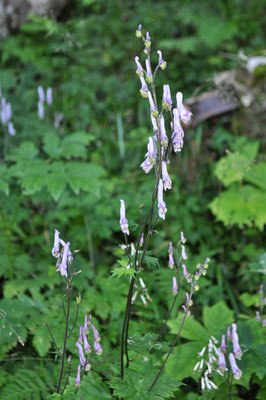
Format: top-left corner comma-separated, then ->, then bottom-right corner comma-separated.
57,284 -> 71,393
67,303 -> 79,339
148,309 -> 188,392
45,323 -> 61,356
61,361 -> 71,394
62,296 -> 67,319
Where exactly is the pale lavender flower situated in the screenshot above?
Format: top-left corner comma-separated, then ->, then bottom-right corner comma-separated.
227,326 -> 232,340
180,231 -> 186,243
186,293 -> 193,306
78,325 -> 83,344
172,276 -> 178,295
229,353 -> 242,380
38,86 -> 45,103
94,341 -> 103,355
139,76 -> 148,98
172,108 -> 184,152
150,113 -> 158,133
256,311 -> 261,321
140,233 -> 144,247
5,103 -> 11,122
181,245 -> 188,260
176,92 -> 192,124
46,87 -> 53,105
145,59 -> 153,83
162,161 -> 172,190
217,348 -> 226,372
220,334 -> 226,353
141,136 -> 157,174
120,199 -> 129,235
76,342 -> 86,367
52,229 -> 60,257
54,112 -> 64,128
262,319 -> 266,327
169,253 -> 174,269
59,241 -> 70,277
159,115 -> 168,147
162,84 -> 172,111
158,179 -> 167,220
145,31 -> 151,48
84,315 -> 89,335
136,24 -> 142,38
232,323 -> 242,359
182,264 -> 191,282
157,50 -> 167,70
75,365 -> 81,387
83,330 -> 92,354
135,56 -> 143,77
147,91 -> 158,117
8,122 -> 16,136
91,323 -> 100,343
168,241 -> 173,254
38,101 -> 45,120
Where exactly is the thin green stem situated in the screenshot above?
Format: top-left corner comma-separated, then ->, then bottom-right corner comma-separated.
45,323 -> 61,356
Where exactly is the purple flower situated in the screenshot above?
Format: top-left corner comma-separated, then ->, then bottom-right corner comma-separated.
120,199 -> 129,235
78,325 -> 83,344
75,364 -> 81,387
1,99 -> 12,125
54,112 -> 64,128
83,329 -> 92,354
180,231 -> 186,243
145,59 -> 153,83
38,86 -> 45,103
5,103 -> 12,122
38,101 -> 45,120
262,319 -> 266,327
140,233 -> 144,247
144,31 -> 151,48
136,24 -> 142,38
94,341 -> 103,355
227,326 -> 232,340
217,348 -> 226,373
150,113 -> 158,133
139,76 -> 148,98
147,91 -> 158,117
256,311 -> 261,321
220,334 -> 226,353
172,108 -> 184,152
232,323 -> 242,359
182,264 -> 191,282
46,87 -> 53,105
176,92 -> 192,124
157,50 -> 167,70
91,323 -> 100,343
186,293 -> 193,306
181,245 -> 188,260
141,136 -> 157,174
159,115 -> 168,147
162,84 -> 172,111
135,56 -> 143,77
172,276 -> 178,295
229,353 -> 242,380
158,179 -> 167,220
76,342 -> 86,367
169,253 -> 174,269
84,315 -> 89,335
162,161 -> 172,190
168,241 -> 173,254
8,122 -> 16,136
59,241 -> 70,277
52,229 -> 60,257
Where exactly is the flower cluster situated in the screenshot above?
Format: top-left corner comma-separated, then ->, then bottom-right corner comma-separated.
0,86 -> 16,135
135,26 -> 192,221
51,229 -> 72,277
37,85 -> 53,120
193,323 -> 243,392
75,314 -> 103,387
132,276 -> 152,306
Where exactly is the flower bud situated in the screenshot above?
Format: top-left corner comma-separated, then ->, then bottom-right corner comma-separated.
136,24 -> 142,38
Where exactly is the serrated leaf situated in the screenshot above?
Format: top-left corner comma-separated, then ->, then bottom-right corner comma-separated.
203,301 -> 234,337
111,267 -> 137,278
127,333 -> 170,354
244,162 -> 266,190
168,314 -> 208,343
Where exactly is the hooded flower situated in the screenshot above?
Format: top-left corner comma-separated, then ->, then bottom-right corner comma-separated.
135,24 -> 142,38
135,56 -> 143,77
147,91 -> 158,117
91,323 -> 100,343
76,342 -> 86,367
141,136 -> 157,173
38,86 -> 45,103
120,199 -> 129,235
162,84 -> 172,111
157,50 -> 167,70
172,108 -> 184,152
139,76 -> 148,98
181,245 -> 188,260
220,334 -> 226,353
8,122 -> 16,136
38,101 -> 45,120
145,59 -> 153,83
94,341 -> 103,355
159,115 -> 168,147
158,179 -> 167,220
217,348 -> 226,373
46,87 -> 53,105
75,365 -> 81,387
52,229 -> 60,257
172,276 -> 178,295
83,330 -> 92,354
144,31 -> 151,48
182,264 -> 191,282
162,161 -> 172,190
232,323 -> 242,359
229,353 -> 242,380
59,241 -> 70,277
176,92 -> 192,124
180,231 -> 186,243
78,325 -> 83,344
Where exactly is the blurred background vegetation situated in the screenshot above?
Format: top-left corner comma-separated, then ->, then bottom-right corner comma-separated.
0,0 -> 265,398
